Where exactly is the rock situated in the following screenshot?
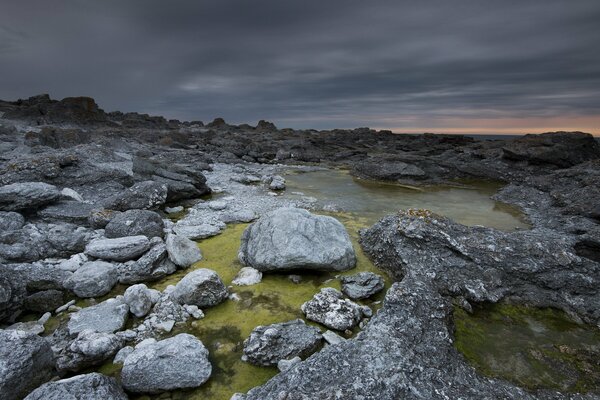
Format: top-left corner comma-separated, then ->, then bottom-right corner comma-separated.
502,132 -> 600,167
269,175 -> 286,190
242,319 -> 322,366
0,211 -> 24,230
37,201 -> 97,225
121,333 -> 211,393
0,182 -> 61,211
58,253 -> 89,272
65,261 -> 118,298
85,235 -> 150,262
118,241 -> 177,284
0,330 -> 56,400
24,372 -> 128,400
220,209 -> 258,223
113,346 -> 134,364
277,356 -> 301,372
60,187 -> 85,202
171,268 -> 228,308
301,288 -> 366,331
232,267 -> 262,286
353,160 -> 427,181
124,284 -> 153,317
102,181 -> 168,211
340,272 -> 385,299
56,330 -> 123,373
173,223 -> 222,240
24,289 -> 64,312
6,320 -> 45,335
238,207 -> 356,272
165,233 -> 202,267
322,330 -> 346,345
165,205 -> 183,214
67,297 -> 129,335
105,209 -> 165,238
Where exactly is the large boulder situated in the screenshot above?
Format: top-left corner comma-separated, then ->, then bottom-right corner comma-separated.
340,272 -> 385,299
170,268 -> 228,308
24,373 -> 128,400
242,319 -> 322,366
0,330 -> 56,400
104,209 -> 165,239
238,208 -> 356,272
301,288 -> 368,331
102,181 -> 168,211
0,182 -> 60,211
65,261 -> 118,298
84,235 -> 150,262
502,132 -> 600,168
165,233 -> 202,267
121,333 -> 211,393
67,297 -> 129,335
118,241 -> 177,284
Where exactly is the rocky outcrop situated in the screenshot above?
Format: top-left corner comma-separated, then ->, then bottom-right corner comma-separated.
24,373 -> 129,400
121,333 -> 211,393
242,319 -> 322,366
170,268 -> 228,308
0,330 -> 56,400
238,207 -> 356,272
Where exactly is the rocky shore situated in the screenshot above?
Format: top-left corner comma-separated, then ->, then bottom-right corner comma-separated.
1,94 -> 599,399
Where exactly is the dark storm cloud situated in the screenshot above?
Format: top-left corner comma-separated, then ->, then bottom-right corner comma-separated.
1,0 -> 599,132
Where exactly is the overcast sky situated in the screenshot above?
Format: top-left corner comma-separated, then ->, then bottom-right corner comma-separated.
1,0 -> 599,134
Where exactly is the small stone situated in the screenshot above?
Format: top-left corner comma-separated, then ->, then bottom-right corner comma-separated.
232,267 -> 262,286
277,356 -> 301,371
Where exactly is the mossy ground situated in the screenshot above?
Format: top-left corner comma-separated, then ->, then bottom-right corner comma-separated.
453,302 -> 600,393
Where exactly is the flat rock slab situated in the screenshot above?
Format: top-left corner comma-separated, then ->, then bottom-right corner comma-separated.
24,373 -> 128,400
37,201 -> 96,225
105,209 -> 164,239
121,333 -> 211,393
0,181 -> 60,211
238,207 -> 356,272
243,319 -> 322,366
67,297 -> 129,335
85,235 -> 150,261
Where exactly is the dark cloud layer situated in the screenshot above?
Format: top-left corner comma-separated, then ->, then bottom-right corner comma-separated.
1,0 -> 599,133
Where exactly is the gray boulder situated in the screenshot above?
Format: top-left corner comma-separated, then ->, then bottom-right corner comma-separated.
242,319 -> 322,366
238,207 -> 356,272
173,223 -> 222,240
67,297 -> 129,335
24,289 -> 64,313
165,233 -> 202,267
105,209 -> 165,239
0,182 -> 60,211
24,373 -> 128,400
340,272 -> 385,299
85,235 -> 150,262
0,211 -> 24,230
170,268 -> 228,308
301,288 -> 367,331
118,241 -> 177,284
121,333 -> 211,393
124,284 -> 153,317
56,330 -> 123,373
65,261 -> 118,298
37,201 -> 96,225
0,330 -> 56,400
102,181 -> 168,211
268,175 -> 286,190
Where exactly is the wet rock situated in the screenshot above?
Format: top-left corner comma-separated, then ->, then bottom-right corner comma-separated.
124,284 -> 153,318
0,330 -> 56,400
118,241 -> 177,284
0,181 -> 60,211
56,330 -> 123,373
0,210 -> 24,230
238,207 -> 356,272
232,267 -> 262,286
105,209 -> 165,239
171,268 -> 228,308
165,233 -> 202,267
340,272 -> 385,299
24,289 -> 64,312
67,297 -> 129,335
65,261 -> 118,298
102,181 -> 168,211
242,319 -> 322,366
173,223 -> 222,240
301,288 -> 366,331
85,235 -> 150,262
24,372 -> 129,400
121,333 -> 211,393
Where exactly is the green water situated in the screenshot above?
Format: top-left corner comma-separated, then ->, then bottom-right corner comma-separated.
454,303 -> 600,393
284,169 -> 529,231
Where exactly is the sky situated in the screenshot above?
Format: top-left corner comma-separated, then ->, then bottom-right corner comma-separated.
0,0 -> 599,135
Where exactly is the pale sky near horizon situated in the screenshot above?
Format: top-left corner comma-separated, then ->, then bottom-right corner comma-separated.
0,0 -> 599,135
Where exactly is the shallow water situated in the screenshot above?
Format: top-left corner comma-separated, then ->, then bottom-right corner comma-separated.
284,169 -> 529,231
454,303 -> 600,393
